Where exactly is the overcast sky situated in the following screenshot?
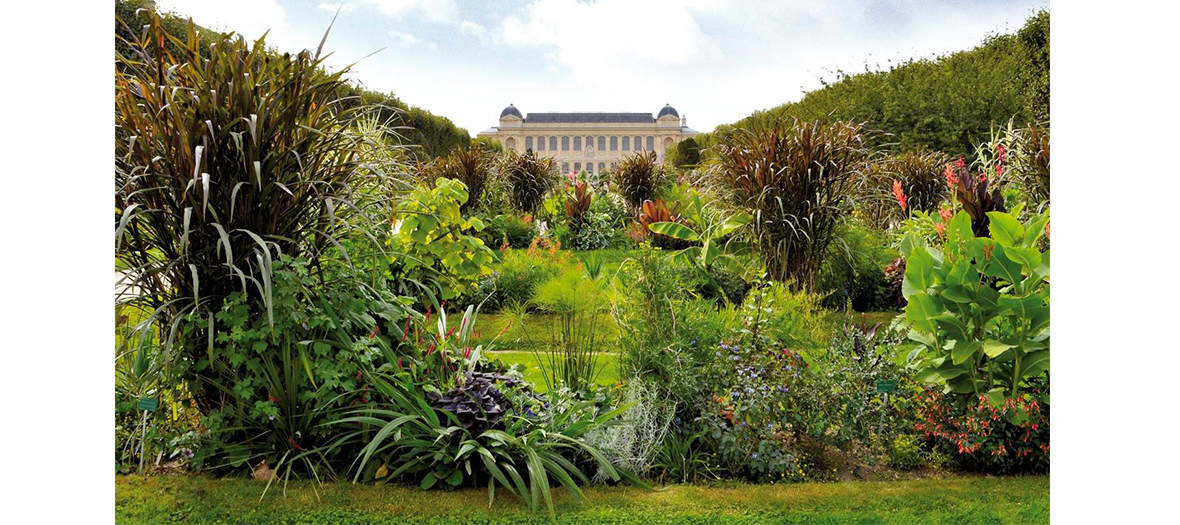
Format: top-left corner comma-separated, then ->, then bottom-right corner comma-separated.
153,0 -> 1047,135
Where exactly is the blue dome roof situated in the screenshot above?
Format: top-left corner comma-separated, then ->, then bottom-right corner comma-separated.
500,104 -> 522,119
657,104 -> 679,118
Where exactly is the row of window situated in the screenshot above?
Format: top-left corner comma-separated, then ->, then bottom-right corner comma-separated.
560,162 -> 617,174
523,135 -> 656,152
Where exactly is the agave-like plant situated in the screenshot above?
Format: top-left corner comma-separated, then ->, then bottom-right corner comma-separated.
712,116 -> 878,289
115,14 -> 399,411
500,149 -> 557,214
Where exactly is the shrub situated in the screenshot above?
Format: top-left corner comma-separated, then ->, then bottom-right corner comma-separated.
819,221 -> 894,311
422,146 -> 495,213
612,151 -> 668,215
501,149 -> 558,214
466,240 -> 569,311
887,435 -> 927,471
115,15 -> 397,417
858,150 -> 951,229
900,208 -> 1049,406
478,213 -> 537,249
586,379 -> 675,483
713,117 -> 877,289
388,179 -> 494,301
914,388 -> 1049,473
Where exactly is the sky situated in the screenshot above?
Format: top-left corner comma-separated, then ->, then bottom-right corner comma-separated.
153,0 -> 1048,135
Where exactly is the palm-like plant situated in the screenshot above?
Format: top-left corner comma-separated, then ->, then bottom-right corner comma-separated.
611,151 -> 666,215
858,150 -> 951,229
423,146 -> 495,213
712,116 -> 877,289
115,14 -> 398,411
647,188 -> 752,302
500,150 -> 557,214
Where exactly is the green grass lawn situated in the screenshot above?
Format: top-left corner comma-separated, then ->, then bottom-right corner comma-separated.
115,474 -> 1048,524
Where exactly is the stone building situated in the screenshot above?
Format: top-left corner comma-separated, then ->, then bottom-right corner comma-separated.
477,104 -> 699,175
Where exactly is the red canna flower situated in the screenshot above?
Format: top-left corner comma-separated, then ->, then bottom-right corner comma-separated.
891,180 -> 907,211
944,164 -> 957,190
939,205 -> 953,223
1045,222 -> 1050,240
936,222 -> 945,238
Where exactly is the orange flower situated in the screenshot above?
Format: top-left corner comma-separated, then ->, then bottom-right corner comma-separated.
891,180 -> 907,211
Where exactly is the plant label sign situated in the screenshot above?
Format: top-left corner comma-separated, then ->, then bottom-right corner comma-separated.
139,397 -> 159,412
875,380 -> 897,393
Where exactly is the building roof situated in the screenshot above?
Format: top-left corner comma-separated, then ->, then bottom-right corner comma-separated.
657,104 -> 679,118
525,112 -> 656,124
500,104 -> 523,118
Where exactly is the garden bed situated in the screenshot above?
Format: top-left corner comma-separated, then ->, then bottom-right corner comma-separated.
115,474 -> 1048,524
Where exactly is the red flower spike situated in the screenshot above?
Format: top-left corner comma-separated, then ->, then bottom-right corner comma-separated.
891,180 -> 907,211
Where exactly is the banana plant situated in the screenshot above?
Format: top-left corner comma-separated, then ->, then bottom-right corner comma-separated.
648,188 -> 752,299
900,207 -> 1049,419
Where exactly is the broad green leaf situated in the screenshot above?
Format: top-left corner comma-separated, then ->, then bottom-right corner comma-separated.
1005,246 -> 1042,269
987,211 -> 1024,246
905,293 -> 942,335
1021,350 -> 1050,379
948,340 -> 981,365
983,340 -> 1014,358
985,388 -> 1006,409
717,210 -> 753,237
648,221 -> 699,241
902,247 -> 935,299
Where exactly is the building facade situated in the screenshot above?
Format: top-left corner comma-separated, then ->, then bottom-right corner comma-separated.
477,104 -> 699,175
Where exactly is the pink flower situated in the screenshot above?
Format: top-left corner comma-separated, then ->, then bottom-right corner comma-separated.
944,164 -> 959,190
939,206 -> 953,223
892,180 -> 907,211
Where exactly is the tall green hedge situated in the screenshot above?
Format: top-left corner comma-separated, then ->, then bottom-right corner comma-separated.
115,0 -> 469,159
697,10 -> 1049,159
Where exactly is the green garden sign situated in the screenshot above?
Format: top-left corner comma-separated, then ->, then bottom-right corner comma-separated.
875,380 -> 897,393
138,397 -> 159,411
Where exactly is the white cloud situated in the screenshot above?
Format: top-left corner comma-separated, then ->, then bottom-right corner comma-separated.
459,20 -> 490,45
496,0 -> 721,83
317,3 -> 358,14
388,30 -> 422,46
155,0 -> 287,43
363,0 -> 458,23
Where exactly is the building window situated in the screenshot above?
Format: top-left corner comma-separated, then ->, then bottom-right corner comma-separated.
622,136 -> 630,150
586,136 -> 593,150
610,162 -> 617,170
635,136 -> 642,150
646,136 -> 655,151
597,136 -> 606,150
574,162 -> 581,172
562,136 -> 569,151
525,136 -> 533,150
505,137 -> 516,150
573,136 -> 582,150
587,163 -> 593,175
562,162 -> 569,173
610,136 -> 618,151
549,137 -> 558,151
598,162 -> 605,172
537,136 -> 545,151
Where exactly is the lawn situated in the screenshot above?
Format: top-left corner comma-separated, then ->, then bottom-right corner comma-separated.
115,474 -> 1049,524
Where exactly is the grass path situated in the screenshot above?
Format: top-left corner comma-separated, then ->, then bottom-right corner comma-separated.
116,474 -> 1048,524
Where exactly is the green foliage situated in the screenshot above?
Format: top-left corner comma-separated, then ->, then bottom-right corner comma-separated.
1017,10 -> 1051,124
568,190 -> 630,251
388,179 -> 494,300
467,241 -> 569,311
501,150 -> 558,214
478,213 -> 538,249
915,388 -> 1049,473
819,221 -> 895,311
648,186 -> 753,303
653,428 -> 715,483
115,13 -> 397,422
901,208 -> 1050,409
665,137 -> 701,168
611,151 -> 668,215
713,116 -> 876,288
